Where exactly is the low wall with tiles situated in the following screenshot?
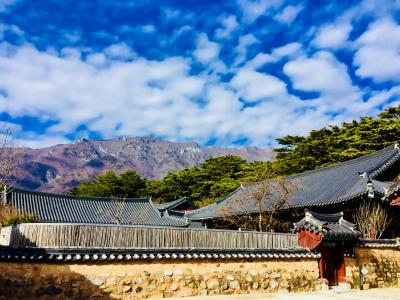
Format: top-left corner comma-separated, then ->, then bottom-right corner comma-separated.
345,246 -> 400,289
0,258 -> 322,299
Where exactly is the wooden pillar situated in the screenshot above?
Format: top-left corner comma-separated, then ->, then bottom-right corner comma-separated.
318,255 -> 325,279
337,246 -> 346,283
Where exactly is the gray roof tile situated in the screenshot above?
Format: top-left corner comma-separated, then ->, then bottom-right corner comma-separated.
6,188 -> 188,227
187,144 -> 400,220
293,210 -> 359,239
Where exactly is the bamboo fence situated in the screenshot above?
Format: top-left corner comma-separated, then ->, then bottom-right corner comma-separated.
4,223 -> 298,250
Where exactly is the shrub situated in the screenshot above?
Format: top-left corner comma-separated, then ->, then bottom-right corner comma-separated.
0,203 -> 35,228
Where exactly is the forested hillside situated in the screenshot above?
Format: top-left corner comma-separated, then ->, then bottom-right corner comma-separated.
70,105 -> 400,206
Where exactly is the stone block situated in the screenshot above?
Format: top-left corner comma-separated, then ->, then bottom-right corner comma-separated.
249,270 -> 258,277
230,280 -> 240,290
176,287 -> 193,297
272,273 -> 281,279
269,279 -> 279,289
252,282 -> 259,289
206,278 -> 220,290
135,278 -> 144,285
169,283 -> 179,291
226,275 -> 235,281
106,277 -> 117,286
89,278 -> 104,286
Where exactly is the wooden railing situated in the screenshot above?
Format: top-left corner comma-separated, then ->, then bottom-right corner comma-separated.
2,223 -> 298,250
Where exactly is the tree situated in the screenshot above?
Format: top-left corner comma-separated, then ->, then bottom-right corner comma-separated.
95,196 -> 149,225
0,124 -> 35,228
0,124 -> 23,187
353,201 -> 391,239
274,105 -> 400,174
69,170 -> 146,198
221,164 -> 300,232
145,155 -> 260,205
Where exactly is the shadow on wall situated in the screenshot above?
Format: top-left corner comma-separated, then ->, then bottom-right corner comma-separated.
0,229 -> 112,299
0,262 -> 113,299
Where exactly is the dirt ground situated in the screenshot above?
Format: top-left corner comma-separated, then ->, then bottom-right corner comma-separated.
152,288 -> 400,300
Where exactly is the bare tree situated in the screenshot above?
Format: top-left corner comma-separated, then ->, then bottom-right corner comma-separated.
0,124 -> 34,227
96,196 -> 149,225
221,166 -> 300,232
0,123 -> 23,187
353,200 -> 391,239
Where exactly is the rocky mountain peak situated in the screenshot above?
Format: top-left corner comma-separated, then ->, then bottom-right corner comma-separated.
12,137 -> 274,193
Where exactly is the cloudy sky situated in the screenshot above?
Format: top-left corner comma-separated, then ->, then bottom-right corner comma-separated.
0,0 -> 399,148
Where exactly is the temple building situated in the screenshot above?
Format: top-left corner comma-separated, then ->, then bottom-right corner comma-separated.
293,210 -> 359,286
186,144 -> 400,236
2,188 -> 189,227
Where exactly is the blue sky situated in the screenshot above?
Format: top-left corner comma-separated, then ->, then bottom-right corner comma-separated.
0,0 -> 399,148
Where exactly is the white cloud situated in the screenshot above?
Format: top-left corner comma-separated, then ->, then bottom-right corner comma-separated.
284,51 -> 355,95
20,135 -> 70,149
86,53 -> 106,66
275,5 -> 303,24
0,23 -> 24,40
104,43 -> 136,60
0,35 -> 396,149
193,33 -> 220,64
230,69 -> 287,102
312,23 -> 352,49
244,42 -> 302,69
215,15 -> 239,39
237,0 -> 282,23
272,42 -> 302,57
283,51 -> 373,115
354,18 -> 400,82
234,34 -> 258,65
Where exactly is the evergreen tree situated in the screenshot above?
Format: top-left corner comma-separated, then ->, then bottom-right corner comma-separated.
69,170 -> 146,198
274,105 -> 400,174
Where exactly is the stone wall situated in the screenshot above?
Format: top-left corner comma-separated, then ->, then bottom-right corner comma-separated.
0,258 -> 321,299
345,247 -> 400,289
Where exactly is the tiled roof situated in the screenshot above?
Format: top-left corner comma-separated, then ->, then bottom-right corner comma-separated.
293,211 -> 359,240
0,247 -> 319,262
4,188 -> 188,227
187,144 -> 400,220
383,182 -> 400,200
357,238 -> 400,248
155,197 -> 197,211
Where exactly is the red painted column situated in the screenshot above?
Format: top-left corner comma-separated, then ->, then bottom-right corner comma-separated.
337,247 -> 347,283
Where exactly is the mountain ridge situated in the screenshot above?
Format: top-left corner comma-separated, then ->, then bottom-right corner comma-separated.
13,136 -> 274,193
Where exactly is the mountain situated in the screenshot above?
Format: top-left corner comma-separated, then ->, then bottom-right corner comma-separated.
13,137 -> 274,193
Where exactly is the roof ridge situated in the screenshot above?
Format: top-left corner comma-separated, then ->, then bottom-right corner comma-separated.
231,144 -> 398,187
9,187 -> 151,202
156,197 -> 188,208
286,144 -> 398,179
